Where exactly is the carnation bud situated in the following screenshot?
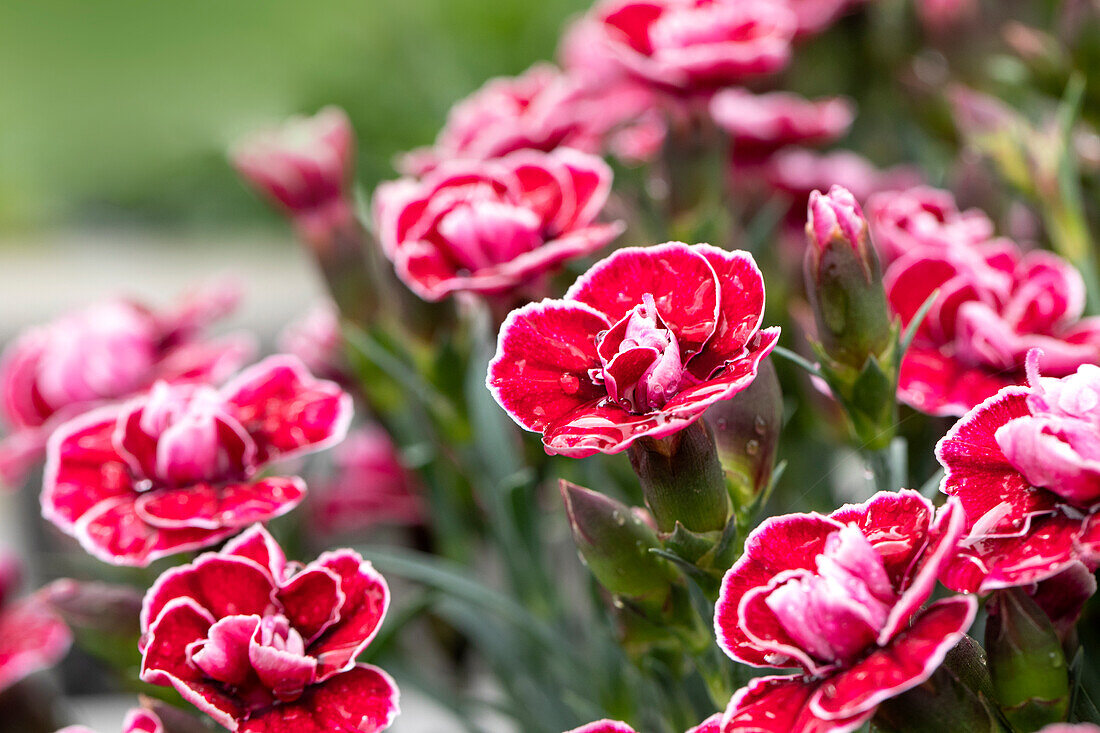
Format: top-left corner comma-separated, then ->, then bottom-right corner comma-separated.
985,587 -> 1070,731
232,107 -> 378,325
702,357 -> 782,511
627,421 -> 730,534
804,186 -> 900,451
560,481 -> 677,599
804,185 -> 892,369
39,579 -> 143,639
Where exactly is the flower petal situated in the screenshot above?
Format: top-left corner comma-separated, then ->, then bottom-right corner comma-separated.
141,555 -> 276,634
222,523 -> 289,580
690,246 -> 766,376
239,664 -> 399,733
721,674 -> 873,733
140,597 -> 215,685
715,512 -> 844,667
222,356 -> 352,466
936,387 -> 1054,535
278,566 -> 344,644
565,243 -> 721,360
308,551 -> 389,681
0,597 -> 72,694
42,407 -> 134,531
134,478 -> 306,530
809,596 -> 977,720
486,299 -> 608,434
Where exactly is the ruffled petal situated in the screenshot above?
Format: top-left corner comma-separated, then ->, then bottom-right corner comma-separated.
721,674 -> 873,733
308,551 -> 389,681
239,664 -> 399,733
486,299 -> 608,434
565,243 -> 721,360
222,356 -> 352,466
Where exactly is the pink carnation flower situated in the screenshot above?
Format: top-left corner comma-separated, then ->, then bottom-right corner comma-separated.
57,708 -> 164,733
487,242 -> 779,457
937,352 -> 1100,593
399,65 -> 594,176
886,241 -> 1100,416
42,356 -> 351,566
591,0 -> 797,93
711,88 -> 854,161
866,185 -> 999,266
0,284 -> 251,488
139,524 -> 398,732
715,491 -> 975,732
373,149 -> 623,302
307,425 -> 424,536
0,553 -> 72,694
231,107 -> 356,242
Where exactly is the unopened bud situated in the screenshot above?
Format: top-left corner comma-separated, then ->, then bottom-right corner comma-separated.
703,357 -> 782,511
986,587 -> 1070,731
627,421 -> 730,533
804,185 -> 893,371
560,481 -> 677,598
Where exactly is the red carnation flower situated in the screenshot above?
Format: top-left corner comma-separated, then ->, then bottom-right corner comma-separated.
0,284 -> 251,488
715,491 -> 975,732
139,524 -> 397,732
937,351 -> 1100,593
42,356 -> 351,566
487,242 -> 778,457
374,148 -> 623,302
886,240 -> 1100,416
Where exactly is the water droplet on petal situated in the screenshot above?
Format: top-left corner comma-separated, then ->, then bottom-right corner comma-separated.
745,439 -> 759,456
560,373 -> 580,395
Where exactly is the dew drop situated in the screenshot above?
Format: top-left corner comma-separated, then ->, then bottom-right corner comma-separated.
754,415 -> 768,435
716,418 -> 728,431
745,439 -> 759,456
612,510 -> 626,527
560,373 -> 580,395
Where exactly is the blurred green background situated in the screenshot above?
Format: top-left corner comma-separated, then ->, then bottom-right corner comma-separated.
0,0 -> 590,232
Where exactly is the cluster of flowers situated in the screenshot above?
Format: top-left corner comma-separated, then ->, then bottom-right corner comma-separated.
0,287 -> 404,729
2,0 -> 1098,732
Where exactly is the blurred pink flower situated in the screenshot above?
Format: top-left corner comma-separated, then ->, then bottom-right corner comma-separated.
716,491 -> 974,732
916,0 -> 978,34
886,242 -> 1100,416
307,426 -> 424,536
42,356 -> 351,566
139,524 -> 398,733
231,107 -> 356,242
487,243 -> 778,457
590,0 -> 797,93
867,185 -> 999,266
0,553 -> 72,694
711,88 -> 854,161
938,352 -> 1100,593
567,716 -> 720,733
0,283 -> 251,488
399,65 -> 595,176
374,149 -> 622,302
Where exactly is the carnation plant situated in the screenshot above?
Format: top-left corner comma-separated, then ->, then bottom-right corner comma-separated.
4,2 -> 1100,733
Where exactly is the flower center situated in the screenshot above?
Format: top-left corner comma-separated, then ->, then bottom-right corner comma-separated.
189,612 -> 317,708
593,294 -> 685,414
124,382 -> 252,488
765,524 -> 896,666
436,199 -> 543,273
